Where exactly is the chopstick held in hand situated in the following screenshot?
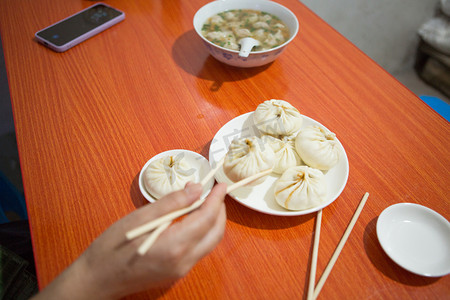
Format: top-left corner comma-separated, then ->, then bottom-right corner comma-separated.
127,159 -> 271,255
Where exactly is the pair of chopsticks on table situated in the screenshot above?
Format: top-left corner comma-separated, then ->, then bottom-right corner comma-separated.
307,192 -> 370,300
126,158 -> 272,255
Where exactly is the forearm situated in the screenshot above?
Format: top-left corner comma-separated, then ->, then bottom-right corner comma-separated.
31,255 -> 117,300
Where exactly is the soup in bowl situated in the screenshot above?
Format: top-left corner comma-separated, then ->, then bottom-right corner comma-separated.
193,0 -> 299,68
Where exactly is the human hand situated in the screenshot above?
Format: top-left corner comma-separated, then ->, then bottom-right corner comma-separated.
34,182 -> 227,299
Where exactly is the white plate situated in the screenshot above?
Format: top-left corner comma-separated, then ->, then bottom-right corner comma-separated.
139,150 -> 214,203
377,203 -> 450,277
208,112 -> 349,216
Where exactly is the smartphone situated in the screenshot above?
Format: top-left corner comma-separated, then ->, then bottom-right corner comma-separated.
35,3 -> 125,52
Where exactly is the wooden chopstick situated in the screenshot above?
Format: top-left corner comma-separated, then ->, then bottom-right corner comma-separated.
307,209 -> 322,300
130,161 -> 272,256
128,166 -> 271,241
137,221 -> 171,255
313,192 -> 369,299
200,157 -> 225,187
226,168 -> 272,193
126,195 -> 203,241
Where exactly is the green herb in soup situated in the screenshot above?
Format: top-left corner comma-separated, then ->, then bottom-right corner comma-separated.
201,9 -> 290,52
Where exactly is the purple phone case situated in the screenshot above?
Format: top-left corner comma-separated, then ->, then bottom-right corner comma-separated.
35,3 -> 125,52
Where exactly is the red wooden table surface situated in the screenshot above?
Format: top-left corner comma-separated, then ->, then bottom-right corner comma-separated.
0,0 -> 449,298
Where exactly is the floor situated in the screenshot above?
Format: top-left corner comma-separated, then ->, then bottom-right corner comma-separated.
1,35 -> 24,221
394,69 -> 450,104
0,33 -> 448,221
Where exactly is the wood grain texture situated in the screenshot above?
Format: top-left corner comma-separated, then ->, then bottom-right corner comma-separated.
1,0 -> 449,299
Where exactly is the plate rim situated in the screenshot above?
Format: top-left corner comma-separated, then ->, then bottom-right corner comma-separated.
208,111 -> 349,216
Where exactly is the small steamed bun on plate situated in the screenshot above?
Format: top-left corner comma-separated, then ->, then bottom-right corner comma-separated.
262,135 -> 302,174
143,155 -> 195,199
274,166 -> 326,211
223,136 -> 275,185
295,125 -> 341,170
253,99 -> 303,136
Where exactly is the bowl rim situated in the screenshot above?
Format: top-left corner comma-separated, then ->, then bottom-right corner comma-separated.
193,0 -> 299,55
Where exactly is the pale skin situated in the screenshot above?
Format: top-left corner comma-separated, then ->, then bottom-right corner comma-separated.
32,182 -> 227,299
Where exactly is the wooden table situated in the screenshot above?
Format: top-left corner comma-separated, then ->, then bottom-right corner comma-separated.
1,0 -> 449,298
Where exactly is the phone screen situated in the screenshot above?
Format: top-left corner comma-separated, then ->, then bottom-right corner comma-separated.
36,4 -> 123,47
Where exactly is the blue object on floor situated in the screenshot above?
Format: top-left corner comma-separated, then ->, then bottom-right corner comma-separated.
419,95 -> 450,122
0,171 -> 27,224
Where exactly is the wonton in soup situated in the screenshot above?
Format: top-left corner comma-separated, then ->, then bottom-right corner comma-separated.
201,9 -> 290,52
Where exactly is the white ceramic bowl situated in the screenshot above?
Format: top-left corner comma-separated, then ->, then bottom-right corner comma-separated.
193,0 -> 299,68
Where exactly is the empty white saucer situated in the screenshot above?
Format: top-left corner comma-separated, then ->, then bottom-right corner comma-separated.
377,203 -> 450,277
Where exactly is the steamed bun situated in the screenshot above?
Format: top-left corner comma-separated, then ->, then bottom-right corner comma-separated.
143,155 -> 195,199
223,136 -> 275,185
274,166 -> 326,210
295,126 -> 340,170
253,99 -> 302,136
262,135 -> 302,174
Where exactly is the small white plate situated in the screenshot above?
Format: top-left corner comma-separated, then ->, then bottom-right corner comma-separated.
208,112 -> 349,216
377,203 -> 450,277
139,149 -> 214,203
